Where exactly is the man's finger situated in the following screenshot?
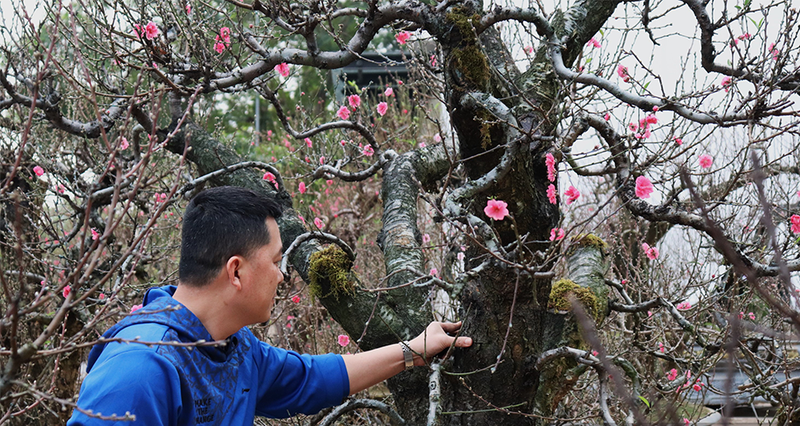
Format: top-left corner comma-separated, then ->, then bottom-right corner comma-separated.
440,321 -> 462,332
455,336 -> 473,348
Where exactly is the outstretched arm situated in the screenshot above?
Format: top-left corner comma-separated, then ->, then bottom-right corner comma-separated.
341,322 -> 472,395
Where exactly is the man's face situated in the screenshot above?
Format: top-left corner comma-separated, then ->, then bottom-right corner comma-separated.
240,217 -> 284,324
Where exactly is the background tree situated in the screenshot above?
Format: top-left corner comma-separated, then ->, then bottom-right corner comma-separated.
2,0 -> 800,425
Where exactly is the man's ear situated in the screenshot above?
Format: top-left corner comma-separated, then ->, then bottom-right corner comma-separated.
225,255 -> 245,291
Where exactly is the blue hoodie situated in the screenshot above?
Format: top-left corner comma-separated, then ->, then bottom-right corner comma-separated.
67,286 -> 349,425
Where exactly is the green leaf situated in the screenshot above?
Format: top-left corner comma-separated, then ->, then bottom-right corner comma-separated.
642,81 -> 650,91
735,5 -> 741,10
639,395 -> 651,408
744,0 -> 751,8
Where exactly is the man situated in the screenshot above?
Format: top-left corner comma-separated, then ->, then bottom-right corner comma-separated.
68,186 -> 471,425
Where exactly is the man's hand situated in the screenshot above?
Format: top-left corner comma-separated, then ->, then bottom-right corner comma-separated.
407,321 -> 472,366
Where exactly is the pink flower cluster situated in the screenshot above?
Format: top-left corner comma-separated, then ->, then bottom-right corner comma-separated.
213,27 -> 231,53
791,214 -> 800,234
545,153 -> 557,182
377,102 -> 388,116
617,64 -> 630,82
547,184 -> 557,204
630,113 -> 658,139
698,154 -> 713,169
549,227 -> 565,241
635,176 -> 653,199
564,186 -> 580,205
586,37 -> 601,48
720,76 -> 732,92
275,63 -> 290,77
641,242 -> 659,260
667,368 -> 678,381
263,172 -> 277,188
484,199 -> 509,221
134,21 -> 159,40
336,106 -> 350,120
738,311 -> 756,320
395,31 -> 411,45
33,165 -> 44,176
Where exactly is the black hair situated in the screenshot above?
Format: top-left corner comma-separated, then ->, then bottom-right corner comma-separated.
179,186 -> 283,287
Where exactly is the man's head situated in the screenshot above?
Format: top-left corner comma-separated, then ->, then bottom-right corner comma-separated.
179,186 -> 283,287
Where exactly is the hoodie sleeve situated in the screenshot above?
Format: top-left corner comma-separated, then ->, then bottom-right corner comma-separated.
253,340 -> 349,418
67,347 -> 189,426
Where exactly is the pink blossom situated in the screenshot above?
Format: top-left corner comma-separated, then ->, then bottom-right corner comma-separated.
130,304 -> 143,313
549,228 -> 565,241
336,106 -> 350,120
658,342 -> 665,352
98,293 -> 106,300
305,138 -> 313,148
291,295 -> 301,303
337,334 -> 350,346
348,94 -> 361,109
376,102 -> 388,116
384,87 -> 394,97
418,142 -> 426,148
676,302 -> 692,311
62,285 -> 71,298
617,64 -> 630,82
641,242 -> 659,260
91,228 -> 99,241
275,63 -> 290,77
33,165 -> 44,176
564,186 -> 580,205
603,112 -> 610,121
120,137 -> 129,150
635,176 -> 654,199
790,214 -> 800,234
395,31 -> 411,45
430,55 -> 437,67
720,76 -> 732,92
484,199 -> 509,221
430,268 -> 438,276
298,182 -> 307,194
674,137 -> 683,146
326,179 -> 333,186
186,3 -> 192,14
748,312 -> 756,320
457,252 -> 465,261
314,217 -> 324,228
628,122 -> 638,132
362,145 -> 374,156
692,382 -> 704,392
145,21 -> 159,40
524,46 -> 533,54
433,134 -> 442,143
586,37 -> 601,48
645,114 -> 658,125
545,153 -> 557,182
263,172 -> 276,184
219,27 -> 230,42
214,42 -> 225,53
683,418 -> 690,426
667,368 -> 678,381
698,154 -> 713,169
739,33 -> 752,40
547,184 -> 557,204
57,184 -> 65,194
422,233 -> 431,244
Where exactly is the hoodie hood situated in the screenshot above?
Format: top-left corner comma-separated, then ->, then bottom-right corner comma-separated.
86,285 -> 232,372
